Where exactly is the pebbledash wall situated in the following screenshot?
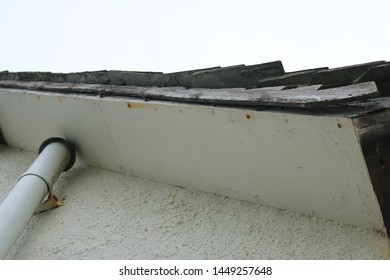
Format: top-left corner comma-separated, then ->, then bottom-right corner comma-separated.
0,144 -> 389,259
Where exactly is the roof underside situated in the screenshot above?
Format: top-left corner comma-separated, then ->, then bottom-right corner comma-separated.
1,60 -> 390,110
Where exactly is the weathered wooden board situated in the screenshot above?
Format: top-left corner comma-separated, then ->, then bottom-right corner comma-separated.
354,63 -> 390,96
257,67 -> 328,88
190,61 -> 284,88
0,81 -> 380,108
309,61 -> 386,88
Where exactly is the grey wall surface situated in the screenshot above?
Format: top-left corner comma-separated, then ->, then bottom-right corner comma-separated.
0,145 -> 389,259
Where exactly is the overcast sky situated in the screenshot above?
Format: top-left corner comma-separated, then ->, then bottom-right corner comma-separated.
0,0 -> 389,73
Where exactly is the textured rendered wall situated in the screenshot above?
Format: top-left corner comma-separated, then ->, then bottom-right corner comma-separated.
0,145 -> 389,259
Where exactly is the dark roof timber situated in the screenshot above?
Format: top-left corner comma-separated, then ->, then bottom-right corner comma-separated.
0,61 -> 285,89
256,67 -> 329,88
354,63 -> 390,96
309,61 -> 386,88
190,61 -> 284,89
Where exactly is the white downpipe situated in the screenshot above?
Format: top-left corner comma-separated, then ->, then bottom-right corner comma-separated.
0,138 -> 75,259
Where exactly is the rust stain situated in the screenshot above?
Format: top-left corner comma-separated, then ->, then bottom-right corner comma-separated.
51,193 -> 59,203
126,102 -> 155,109
246,114 -> 252,120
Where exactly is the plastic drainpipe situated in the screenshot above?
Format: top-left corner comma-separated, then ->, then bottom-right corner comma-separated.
0,137 -> 76,259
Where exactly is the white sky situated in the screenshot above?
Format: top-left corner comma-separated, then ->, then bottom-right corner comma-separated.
0,0 -> 389,73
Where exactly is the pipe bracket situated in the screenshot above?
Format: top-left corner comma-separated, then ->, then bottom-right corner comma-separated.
35,193 -> 64,214
18,173 -> 51,193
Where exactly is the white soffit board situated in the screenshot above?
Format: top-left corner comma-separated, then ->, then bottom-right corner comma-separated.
0,89 -> 121,171
0,89 -> 385,232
